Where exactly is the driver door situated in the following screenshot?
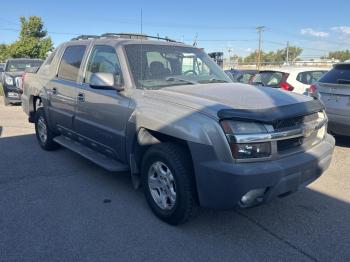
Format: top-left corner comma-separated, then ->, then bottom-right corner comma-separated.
74,45 -> 132,162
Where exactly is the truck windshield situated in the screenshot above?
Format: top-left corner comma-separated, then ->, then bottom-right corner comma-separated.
5,60 -> 42,72
124,44 -> 231,89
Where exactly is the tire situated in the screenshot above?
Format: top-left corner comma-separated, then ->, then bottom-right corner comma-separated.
35,108 -> 59,151
3,95 -> 9,106
141,143 -> 197,225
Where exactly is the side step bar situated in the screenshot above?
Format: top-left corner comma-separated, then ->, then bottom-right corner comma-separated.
53,136 -> 129,172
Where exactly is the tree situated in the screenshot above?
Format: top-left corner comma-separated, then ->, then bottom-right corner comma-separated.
0,44 -> 9,62
8,16 -> 53,59
325,50 -> 350,62
243,46 -> 303,64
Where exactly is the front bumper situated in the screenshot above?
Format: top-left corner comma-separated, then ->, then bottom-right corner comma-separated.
327,113 -> 350,136
3,84 -> 21,103
193,134 -> 335,209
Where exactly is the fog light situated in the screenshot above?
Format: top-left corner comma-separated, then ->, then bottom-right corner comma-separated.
240,188 -> 267,207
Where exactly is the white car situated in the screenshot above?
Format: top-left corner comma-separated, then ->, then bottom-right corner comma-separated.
251,67 -> 329,95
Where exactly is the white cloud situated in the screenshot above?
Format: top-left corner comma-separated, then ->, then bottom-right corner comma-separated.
331,26 -> 350,35
300,28 -> 329,37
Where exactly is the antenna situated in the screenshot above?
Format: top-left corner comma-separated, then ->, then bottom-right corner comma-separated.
140,8 -> 143,89
193,33 -> 198,47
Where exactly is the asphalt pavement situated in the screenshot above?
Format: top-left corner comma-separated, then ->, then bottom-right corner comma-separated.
0,102 -> 349,262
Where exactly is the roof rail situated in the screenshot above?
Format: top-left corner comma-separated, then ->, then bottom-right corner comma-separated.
70,33 -> 181,43
100,33 -> 179,43
71,35 -> 100,41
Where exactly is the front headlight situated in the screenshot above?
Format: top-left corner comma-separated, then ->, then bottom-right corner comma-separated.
220,120 -> 272,160
5,75 -> 14,86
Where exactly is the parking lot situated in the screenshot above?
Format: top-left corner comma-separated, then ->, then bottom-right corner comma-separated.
0,102 -> 349,262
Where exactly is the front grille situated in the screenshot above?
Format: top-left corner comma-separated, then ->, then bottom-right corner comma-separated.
275,112 -> 320,153
15,77 -> 22,88
277,137 -> 304,152
273,113 -> 318,131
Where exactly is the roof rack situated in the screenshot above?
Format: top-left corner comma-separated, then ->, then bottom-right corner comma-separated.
71,35 -> 100,41
71,33 -> 180,43
101,33 -> 178,42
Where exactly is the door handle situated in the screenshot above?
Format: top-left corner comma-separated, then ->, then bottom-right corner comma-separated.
77,92 -> 85,102
52,87 -> 57,95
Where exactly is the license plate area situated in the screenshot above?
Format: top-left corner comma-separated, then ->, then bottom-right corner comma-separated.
7,92 -> 19,98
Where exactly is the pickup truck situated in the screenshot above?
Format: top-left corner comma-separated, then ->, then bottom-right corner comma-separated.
21,33 -> 335,225
0,58 -> 42,105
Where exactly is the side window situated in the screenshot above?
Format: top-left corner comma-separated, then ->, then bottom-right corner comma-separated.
57,45 -> 86,82
85,45 -> 122,84
297,71 -> 326,85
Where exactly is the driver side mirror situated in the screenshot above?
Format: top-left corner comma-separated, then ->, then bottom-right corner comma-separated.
90,72 -> 124,91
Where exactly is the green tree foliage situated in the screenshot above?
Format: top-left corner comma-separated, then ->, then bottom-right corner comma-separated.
325,50 -> 350,62
0,44 -> 9,61
7,16 -> 53,59
243,46 -> 303,64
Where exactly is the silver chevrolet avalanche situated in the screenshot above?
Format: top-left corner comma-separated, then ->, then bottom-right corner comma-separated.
21,33 -> 335,225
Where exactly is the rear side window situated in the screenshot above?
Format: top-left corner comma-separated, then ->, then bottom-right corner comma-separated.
296,71 -> 327,85
236,73 -> 255,84
252,71 -> 284,86
58,45 -> 86,81
319,64 -> 350,84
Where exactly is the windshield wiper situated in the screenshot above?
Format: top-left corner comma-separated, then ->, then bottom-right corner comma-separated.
165,76 -> 197,85
208,78 -> 229,83
199,78 -> 229,83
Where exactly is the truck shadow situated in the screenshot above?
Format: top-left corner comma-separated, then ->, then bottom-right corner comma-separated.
334,135 -> 350,147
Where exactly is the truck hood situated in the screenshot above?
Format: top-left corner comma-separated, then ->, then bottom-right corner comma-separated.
149,83 -> 321,120
5,71 -> 24,78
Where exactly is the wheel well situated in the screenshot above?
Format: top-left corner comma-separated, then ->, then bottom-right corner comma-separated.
33,96 -> 42,112
28,96 -> 42,123
131,128 -> 198,200
132,129 -> 192,173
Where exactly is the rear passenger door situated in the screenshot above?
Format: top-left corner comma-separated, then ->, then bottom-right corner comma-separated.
74,45 -> 132,162
48,44 -> 87,134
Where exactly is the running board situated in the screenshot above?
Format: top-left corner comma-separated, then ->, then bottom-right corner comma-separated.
53,136 -> 129,172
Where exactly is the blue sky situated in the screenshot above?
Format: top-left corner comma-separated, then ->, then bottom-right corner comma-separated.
1,0 -> 350,59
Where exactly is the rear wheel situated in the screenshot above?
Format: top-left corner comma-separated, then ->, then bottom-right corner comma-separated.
141,143 -> 197,225
35,108 -> 59,150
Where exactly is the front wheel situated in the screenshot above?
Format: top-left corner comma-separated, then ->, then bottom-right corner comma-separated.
35,108 -> 59,151
141,143 -> 197,225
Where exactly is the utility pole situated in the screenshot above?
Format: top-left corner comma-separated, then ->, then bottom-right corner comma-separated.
227,47 -> 233,69
256,26 -> 265,70
286,41 -> 289,65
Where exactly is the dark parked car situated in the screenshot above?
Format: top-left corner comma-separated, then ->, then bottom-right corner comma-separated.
0,58 -> 42,106
308,63 -> 350,136
225,69 -> 257,84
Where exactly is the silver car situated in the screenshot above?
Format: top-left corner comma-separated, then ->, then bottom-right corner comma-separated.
310,63 -> 350,136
